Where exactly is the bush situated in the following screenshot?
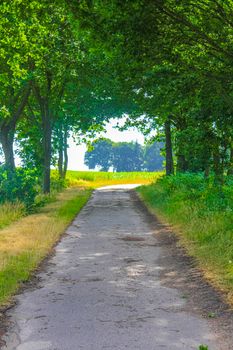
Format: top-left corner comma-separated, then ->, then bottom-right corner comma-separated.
153,173 -> 233,211
0,167 -> 38,210
50,172 -> 68,192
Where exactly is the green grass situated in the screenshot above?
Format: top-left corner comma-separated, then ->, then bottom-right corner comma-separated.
138,173 -> 233,304
56,191 -> 92,221
0,201 -> 26,229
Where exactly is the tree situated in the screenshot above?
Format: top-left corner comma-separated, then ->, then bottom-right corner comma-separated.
85,139 -> 164,172
112,142 -> 143,172
71,0 -> 233,181
84,139 -> 113,171
144,142 -> 164,171
29,0 -> 79,192
3,0 -> 233,197
0,1 -> 33,176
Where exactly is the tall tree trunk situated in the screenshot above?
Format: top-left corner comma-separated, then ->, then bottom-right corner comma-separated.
33,80 -> 53,194
165,117 -> 174,176
58,127 -> 64,179
57,125 -> 68,179
213,142 -> 224,185
0,127 -> 15,176
63,127 -> 68,179
177,154 -> 187,173
0,83 -> 31,178
41,100 -> 52,194
175,115 -> 187,173
204,164 -> 210,178
227,140 -> 233,175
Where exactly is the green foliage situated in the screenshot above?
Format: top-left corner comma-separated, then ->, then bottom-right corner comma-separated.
144,142 -> 165,171
16,112 -> 43,173
113,141 -> 143,172
85,139 -> 113,171
1,1 -> 233,205
199,346 -> 208,350
50,172 -> 68,192
74,0 -> 233,180
0,167 -> 38,210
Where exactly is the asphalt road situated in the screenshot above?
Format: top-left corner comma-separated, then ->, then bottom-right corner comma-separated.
2,185 -> 220,349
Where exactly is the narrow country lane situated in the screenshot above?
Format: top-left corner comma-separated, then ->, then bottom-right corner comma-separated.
1,185 -> 227,349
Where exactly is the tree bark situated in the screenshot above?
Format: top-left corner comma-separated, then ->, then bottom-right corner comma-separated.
58,127 -> 64,179
0,126 -> 15,176
0,83 -> 31,177
227,143 -> 233,175
63,127 -> 68,179
204,164 -> 210,178
41,100 -> 52,194
213,142 -> 224,184
57,125 -> 68,179
177,154 -> 187,173
165,117 -> 174,175
33,79 -> 53,194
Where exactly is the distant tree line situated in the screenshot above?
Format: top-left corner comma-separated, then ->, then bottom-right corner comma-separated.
84,139 -> 164,172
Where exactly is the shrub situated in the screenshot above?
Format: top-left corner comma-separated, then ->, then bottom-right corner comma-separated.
50,172 -> 67,192
0,167 -> 38,210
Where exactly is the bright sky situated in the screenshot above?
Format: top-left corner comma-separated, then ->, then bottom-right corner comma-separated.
68,118 -> 145,170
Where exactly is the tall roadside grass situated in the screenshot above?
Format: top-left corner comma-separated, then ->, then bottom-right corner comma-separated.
138,173 -> 233,304
0,202 -> 25,229
0,187 -> 92,305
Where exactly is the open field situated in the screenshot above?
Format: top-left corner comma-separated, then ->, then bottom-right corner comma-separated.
65,170 -> 163,188
138,173 -> 233,305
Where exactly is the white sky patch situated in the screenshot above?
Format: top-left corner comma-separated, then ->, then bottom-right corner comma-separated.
68,118 -> 145,171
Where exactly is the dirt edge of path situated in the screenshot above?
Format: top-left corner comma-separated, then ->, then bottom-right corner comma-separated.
131,190 -> 233,349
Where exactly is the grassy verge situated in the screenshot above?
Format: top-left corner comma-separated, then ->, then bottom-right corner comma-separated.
138,173 -> 233,305
0,187 -> 92,305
